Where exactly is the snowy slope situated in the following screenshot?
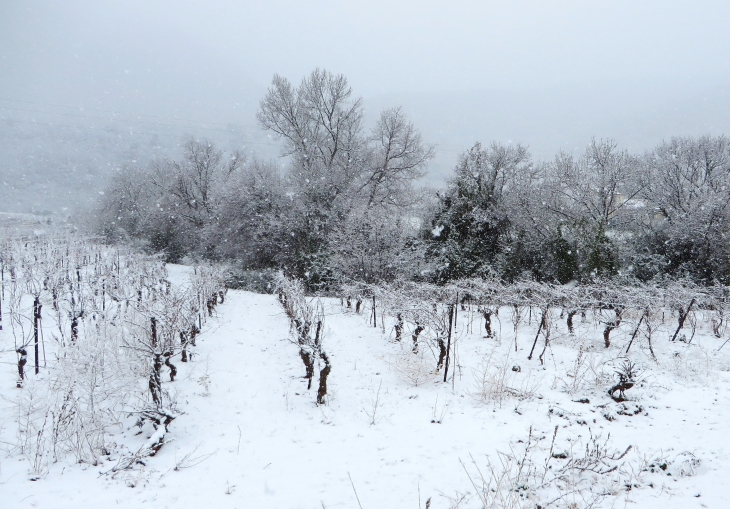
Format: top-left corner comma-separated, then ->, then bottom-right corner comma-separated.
1,289 -> 729,508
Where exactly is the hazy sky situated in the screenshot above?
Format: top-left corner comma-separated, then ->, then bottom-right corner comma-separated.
2,0 -> 730,185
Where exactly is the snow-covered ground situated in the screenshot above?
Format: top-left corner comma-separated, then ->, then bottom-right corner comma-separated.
2,288 -> 730,508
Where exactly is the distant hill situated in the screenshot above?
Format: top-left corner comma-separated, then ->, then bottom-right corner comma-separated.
0,118 -> 275,215
2,80 -> 728,213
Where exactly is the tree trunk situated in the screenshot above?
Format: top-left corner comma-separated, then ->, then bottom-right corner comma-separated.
603,307 -> 622,348
190,324 -> 199,347
149,353 -> 163,407
151,317 -> 158,348
436,338 -> 447,371
71,315 -> 79,342
566,309 -> 578,334
482,308 -> 492,337
300,348 -> 314,389
180,331 -> 188,362
164,352 -> 177,381
16,347 -> 27,388
394,313 -> 403,341
412,324 -> 424,353
316,352 -> 331,405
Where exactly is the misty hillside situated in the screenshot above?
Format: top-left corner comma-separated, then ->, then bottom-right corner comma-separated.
3,82 -> 729,214
0,113 -> 277,214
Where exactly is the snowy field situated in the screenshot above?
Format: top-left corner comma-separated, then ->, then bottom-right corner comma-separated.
2,271 -> 730,508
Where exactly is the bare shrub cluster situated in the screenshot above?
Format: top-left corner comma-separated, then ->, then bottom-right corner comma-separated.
0,234 -> 226,475
276,273 -> 331,405
461,426 -> 640,509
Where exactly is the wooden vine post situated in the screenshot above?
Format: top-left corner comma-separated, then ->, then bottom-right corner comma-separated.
670,298 -> 696,342
33,296 -> 42,375
372,296 -> 377,328
443,300 -> 455,383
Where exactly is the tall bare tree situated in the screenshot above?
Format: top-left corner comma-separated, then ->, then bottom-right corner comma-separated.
257,69 -> 366,211
542,138 -> 642,277
545,138 -> 642,232
258,69 -> 432,286
362,107 -> 434,207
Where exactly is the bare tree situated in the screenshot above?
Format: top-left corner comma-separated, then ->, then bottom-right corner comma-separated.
543,138 -> 642,277
547,138 -> 642,230
152,139 -> 242,229
257,69 -> 366,211
362,107 -> 434,207
640,135 -> 730,281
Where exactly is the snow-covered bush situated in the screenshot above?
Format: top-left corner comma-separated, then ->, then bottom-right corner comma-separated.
463,427 -> 637,509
